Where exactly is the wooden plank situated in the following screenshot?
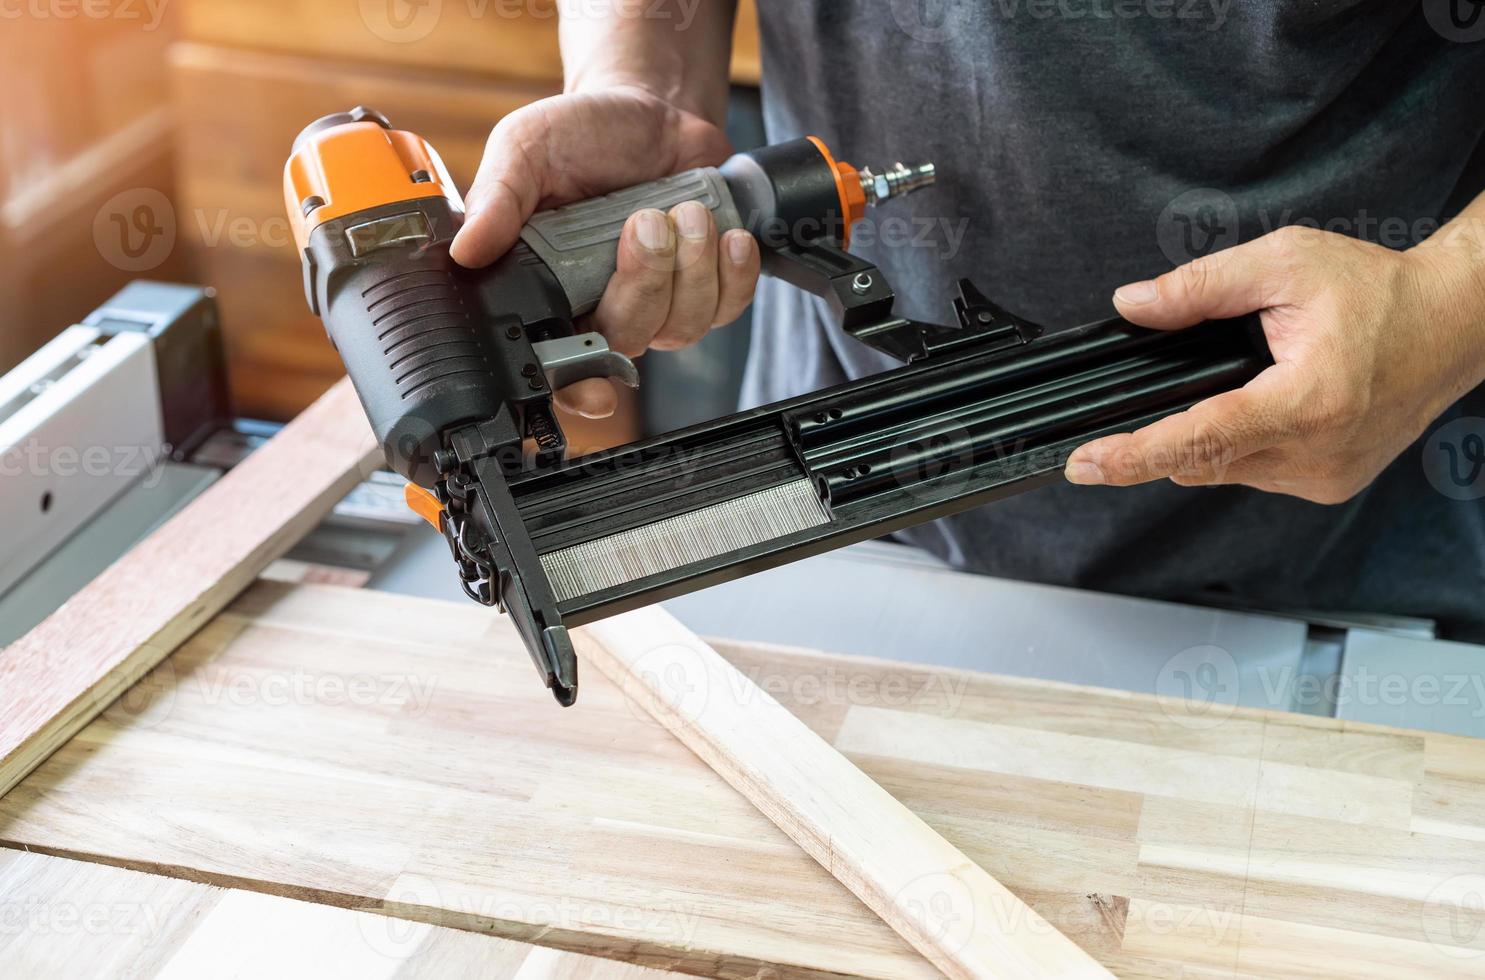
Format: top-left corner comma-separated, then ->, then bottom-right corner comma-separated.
2,581 -> 934,979
0,848 -> 688,979
574,607 -> 1111,980
5,579 -> 1482,976
0,378 -> 378,798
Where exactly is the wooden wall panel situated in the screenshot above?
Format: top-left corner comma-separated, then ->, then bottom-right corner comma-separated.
169,42 -> 634,448
177,0 -> 761,86
0,14 -> 180,374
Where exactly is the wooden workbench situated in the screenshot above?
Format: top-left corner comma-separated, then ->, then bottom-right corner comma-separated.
2,579 -> 1482,977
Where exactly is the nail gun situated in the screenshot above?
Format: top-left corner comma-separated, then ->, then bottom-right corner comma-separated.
284,106 -> 1269,706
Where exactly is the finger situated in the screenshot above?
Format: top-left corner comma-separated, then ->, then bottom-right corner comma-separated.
451,113 -> 546,268
1169,448 -> 1286,488
652,201 -> 720,351
554,378 -> 618,419
1064,367 -> 1304,486
591,209 -> 677,357
1112,229 -> 1304,330
713,229 -> 761,327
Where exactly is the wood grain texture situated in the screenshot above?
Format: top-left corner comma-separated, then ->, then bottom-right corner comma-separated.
0,379 -> 378,798
574,607 -> 1111,980
177,0 -> 762,86
8,581 -> 1481,977
0,848 -> 688,979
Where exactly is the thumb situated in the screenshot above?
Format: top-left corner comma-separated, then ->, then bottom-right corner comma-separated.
1113,232 -> 1295,330
450,119 -> 545,269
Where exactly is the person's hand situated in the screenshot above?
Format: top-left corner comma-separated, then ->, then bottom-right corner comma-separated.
1064,225 -> 1485,503
451,86 -> 762,418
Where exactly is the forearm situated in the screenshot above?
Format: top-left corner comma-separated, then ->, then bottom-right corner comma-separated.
558,0 -> 737,126
1408,191 -> 1485,398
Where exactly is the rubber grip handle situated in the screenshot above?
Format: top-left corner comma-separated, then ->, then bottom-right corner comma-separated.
518,167 -> 743,317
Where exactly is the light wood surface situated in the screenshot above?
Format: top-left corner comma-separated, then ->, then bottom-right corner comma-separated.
5,580 -> 1484,977
0,848 -> 688,979
576,607 -> 1111,979
0,379 -> 378,798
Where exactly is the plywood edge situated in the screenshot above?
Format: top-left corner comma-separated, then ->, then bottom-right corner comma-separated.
0,377 -> 377,798
574,607 -> 1113,980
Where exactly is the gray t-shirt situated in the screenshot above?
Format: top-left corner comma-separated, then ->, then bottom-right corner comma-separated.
741,1 -> 1485,637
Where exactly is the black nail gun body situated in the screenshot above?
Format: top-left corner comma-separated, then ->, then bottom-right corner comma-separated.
286,107 -> 1270,705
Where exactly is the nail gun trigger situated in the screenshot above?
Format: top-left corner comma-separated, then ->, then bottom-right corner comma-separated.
530,334 -> 640,391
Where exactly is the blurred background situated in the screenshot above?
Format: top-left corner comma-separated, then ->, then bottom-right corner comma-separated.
0,0 -> 764,453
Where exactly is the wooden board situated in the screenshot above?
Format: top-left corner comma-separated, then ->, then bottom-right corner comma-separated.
0,848 -> 686,979
0,379 -> 379,799
577,607 -> 1109,979
5,579 -> 1484,977
176,0 -> 762,86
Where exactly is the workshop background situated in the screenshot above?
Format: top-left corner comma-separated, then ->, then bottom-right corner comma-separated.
0,0 -> 764,453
